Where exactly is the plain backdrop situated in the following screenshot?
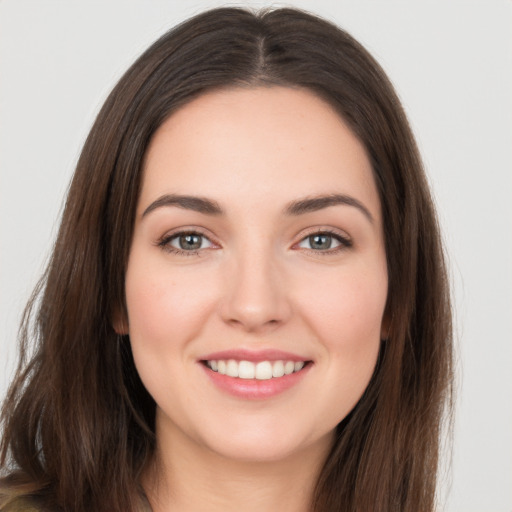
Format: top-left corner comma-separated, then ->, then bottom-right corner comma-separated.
1,1 -> 511,510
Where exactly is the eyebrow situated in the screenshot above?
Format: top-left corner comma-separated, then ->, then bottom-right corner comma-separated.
142,194 -> 223,217
284,194 -> 374,223
141,192 -> 373,223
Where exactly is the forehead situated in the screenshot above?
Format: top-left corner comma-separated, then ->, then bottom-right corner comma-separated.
140,86 -> 380,220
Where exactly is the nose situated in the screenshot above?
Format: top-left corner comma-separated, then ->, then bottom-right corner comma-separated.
219,247 -> 292,333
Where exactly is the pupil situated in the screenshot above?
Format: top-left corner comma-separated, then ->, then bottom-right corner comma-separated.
180,234 -> 201,250
310,234 -> 331,250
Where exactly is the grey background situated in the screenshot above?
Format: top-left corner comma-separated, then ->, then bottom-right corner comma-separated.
1,1 -> 511,510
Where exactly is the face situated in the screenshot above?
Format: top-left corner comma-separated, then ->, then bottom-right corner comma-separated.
121,86 -> 388,463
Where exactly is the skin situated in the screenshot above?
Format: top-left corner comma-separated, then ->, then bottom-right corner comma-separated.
119,86 -> 388,512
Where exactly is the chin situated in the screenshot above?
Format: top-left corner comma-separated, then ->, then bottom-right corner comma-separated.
197,421 -> 335,464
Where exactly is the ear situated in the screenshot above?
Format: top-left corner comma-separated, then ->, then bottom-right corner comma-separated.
112,308 -> 129,335
380,309 -> 391,341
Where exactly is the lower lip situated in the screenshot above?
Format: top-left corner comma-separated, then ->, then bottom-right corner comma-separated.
200,363 -> 311,400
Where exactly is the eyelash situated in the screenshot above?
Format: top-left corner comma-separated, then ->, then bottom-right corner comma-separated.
157,230 -> 214,256
156,229 -> 352,257
296,229 -> 352,255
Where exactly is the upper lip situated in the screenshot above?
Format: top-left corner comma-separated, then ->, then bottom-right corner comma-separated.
199,349 -> 310,363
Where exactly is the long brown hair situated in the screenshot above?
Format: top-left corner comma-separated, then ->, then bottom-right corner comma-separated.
0,7 -> 453,512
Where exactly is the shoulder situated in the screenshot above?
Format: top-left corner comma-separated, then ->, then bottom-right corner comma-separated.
0,495 -> 42,512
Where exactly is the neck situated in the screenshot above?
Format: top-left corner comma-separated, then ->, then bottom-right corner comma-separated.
143,422 -> 332,512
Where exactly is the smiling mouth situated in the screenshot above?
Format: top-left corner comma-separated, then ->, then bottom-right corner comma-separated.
204,359 -> 310,380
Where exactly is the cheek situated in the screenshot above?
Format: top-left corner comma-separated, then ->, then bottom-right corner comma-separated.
124,260 -> 220,406
124,259 -> 217,346
298,264 -> 387,378
305,268 -> 386,336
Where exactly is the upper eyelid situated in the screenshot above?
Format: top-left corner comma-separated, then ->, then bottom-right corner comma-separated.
159,227 -> 216,241
157,230 -> 218,257
155,228 -> 218,252
293,226 -> 352,242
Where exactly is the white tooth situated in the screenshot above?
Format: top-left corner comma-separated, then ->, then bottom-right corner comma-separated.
294,361 -> 304,372
284,361 -> 295,375
255,361 -> 273,380
217,360 -> 227,375
226,359 -> 239,378
272,360 -> 285,378
238,360 -> 255,379
210,360 -> 218,371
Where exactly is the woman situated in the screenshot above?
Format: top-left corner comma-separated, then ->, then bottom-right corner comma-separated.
0,7 -> 453,512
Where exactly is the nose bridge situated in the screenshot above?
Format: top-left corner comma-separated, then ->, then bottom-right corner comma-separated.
220,235 -> 290,332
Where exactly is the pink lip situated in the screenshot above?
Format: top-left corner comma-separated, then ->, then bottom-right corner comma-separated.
198,349 -> 313,400
199,349 -> 308,363
201,366 -> 311,399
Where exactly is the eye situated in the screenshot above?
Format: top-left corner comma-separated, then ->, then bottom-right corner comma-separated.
158,231 -> 214,255
297,231 -> 351,252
